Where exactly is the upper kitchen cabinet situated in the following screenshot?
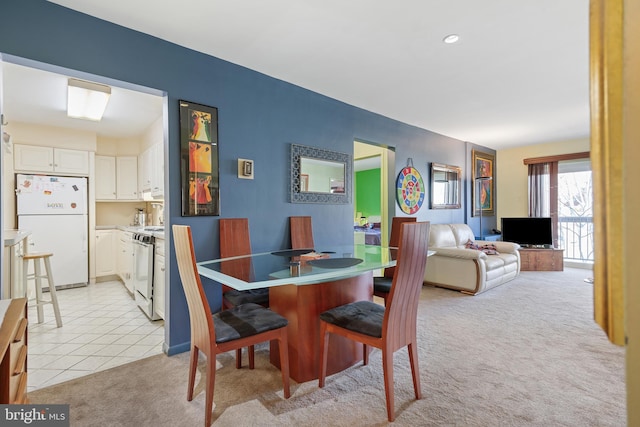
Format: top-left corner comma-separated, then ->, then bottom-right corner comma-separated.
138,142 -> 164,199
151,143 -> 164,198
95,155 -> 117,200
95,155 -> 139,201
14,144 -> 89,175
139,147 -> 152,193
116,157 -> 139,200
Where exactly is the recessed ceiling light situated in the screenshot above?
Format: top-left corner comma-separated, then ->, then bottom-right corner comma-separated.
443,34 -> 460,44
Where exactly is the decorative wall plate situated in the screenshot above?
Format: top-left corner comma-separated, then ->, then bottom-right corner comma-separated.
396,166 -> 425,214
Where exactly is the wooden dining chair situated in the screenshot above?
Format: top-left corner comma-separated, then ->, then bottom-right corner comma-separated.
219,218 -> 271,368
289,216 -> 315,249
173,225 -> 291,427
373,216 -> 417,304
219,218 -> 269,309
318,221 -> 431,422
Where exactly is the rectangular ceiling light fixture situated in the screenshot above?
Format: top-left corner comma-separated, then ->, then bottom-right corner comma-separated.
67,78 -> 111,121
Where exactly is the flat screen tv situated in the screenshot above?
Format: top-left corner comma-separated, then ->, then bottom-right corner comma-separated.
501,217 -> 553,247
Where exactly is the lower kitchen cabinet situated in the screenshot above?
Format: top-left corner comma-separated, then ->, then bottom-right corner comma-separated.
95,230 -> 117,277
153,238 -> 165,319
2,232 -> 29,299
117,231 -> 134,294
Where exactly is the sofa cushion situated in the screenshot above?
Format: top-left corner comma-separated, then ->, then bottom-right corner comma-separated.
429,224 -> 457,248
450,224 -> 476,247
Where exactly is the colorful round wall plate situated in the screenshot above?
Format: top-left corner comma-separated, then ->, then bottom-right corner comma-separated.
396,166 -> 425,214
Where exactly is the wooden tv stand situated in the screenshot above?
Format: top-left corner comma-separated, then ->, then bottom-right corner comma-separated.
518,247 -> 564,271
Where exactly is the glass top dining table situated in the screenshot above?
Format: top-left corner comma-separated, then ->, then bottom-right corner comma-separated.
196,244 -> 397,291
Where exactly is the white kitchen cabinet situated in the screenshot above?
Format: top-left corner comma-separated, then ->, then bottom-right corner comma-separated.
116,157 -> 139,200
95,156 -> 117,200
153,237 -> 165,319
14,144 -> 89,175
151,143 -> 164,198
138,143 -> 163,198
139,146 -> 152,193
117,230 -> 134,295
95,155 -> 140,201
2,232 -> 28,299
95,230 -> 117,277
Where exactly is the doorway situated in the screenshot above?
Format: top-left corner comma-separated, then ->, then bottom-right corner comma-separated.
0,56 -> 168,391
353,140 -> 394,246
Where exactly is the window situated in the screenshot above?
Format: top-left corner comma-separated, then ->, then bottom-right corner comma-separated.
558,159 -> 593,262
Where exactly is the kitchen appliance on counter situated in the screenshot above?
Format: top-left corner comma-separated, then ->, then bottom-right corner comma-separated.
16,174 -> 88,289
132,231 -> 160,320
133,209 -> 147,227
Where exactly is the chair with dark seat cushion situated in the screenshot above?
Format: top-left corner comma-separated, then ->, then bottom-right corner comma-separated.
219,218 -> 269,310
173,225 -> 290,427
319,221 -> 431,422
373,216 -> 417,304
219,218 -> 271,368
290,216 -> 315,250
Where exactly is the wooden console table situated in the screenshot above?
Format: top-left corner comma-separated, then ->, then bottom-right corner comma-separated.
0,298 -> 28,404
519,248 -> 564,271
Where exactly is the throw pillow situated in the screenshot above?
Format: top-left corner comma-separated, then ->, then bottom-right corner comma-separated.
465,239 -> 480,250
465,239 -> 500,255
479,244 -> 500,255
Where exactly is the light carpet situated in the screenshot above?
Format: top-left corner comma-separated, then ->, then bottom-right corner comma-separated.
28,268 -> 626,426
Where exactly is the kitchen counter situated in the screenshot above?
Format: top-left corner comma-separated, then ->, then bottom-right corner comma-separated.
97,225 -> 164,239
3,230 -> 32,247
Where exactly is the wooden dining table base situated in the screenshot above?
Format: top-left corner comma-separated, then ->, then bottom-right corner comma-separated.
269,271 -> 373,383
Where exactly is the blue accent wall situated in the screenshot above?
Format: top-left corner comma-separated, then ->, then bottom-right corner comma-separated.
0,0 -> 496,354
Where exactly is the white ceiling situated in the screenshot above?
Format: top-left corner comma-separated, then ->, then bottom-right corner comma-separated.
2,62 -> 163,139
6,1 -> 590,149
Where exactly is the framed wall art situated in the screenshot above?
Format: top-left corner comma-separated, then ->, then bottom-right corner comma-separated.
472,149 -> 495,216
179,100 -> 220,216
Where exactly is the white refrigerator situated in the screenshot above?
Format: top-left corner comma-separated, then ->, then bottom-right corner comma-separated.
16,174 -> 89,288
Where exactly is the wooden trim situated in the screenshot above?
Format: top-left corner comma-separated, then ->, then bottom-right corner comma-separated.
549,162 -> 559,247
590,0 -> 625,346
523,152 -> 590,165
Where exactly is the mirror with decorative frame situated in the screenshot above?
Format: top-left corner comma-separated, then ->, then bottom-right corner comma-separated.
430,163 -> 462,209
290,144 -> 352,204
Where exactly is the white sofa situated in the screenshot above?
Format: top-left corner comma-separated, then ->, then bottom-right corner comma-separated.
424,224 -> 520,295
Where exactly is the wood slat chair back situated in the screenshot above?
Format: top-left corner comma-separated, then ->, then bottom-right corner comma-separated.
289,216 -> 315,249
219,218 -> 251,258
373,216 -> 417,302
384,221 -> 431,349
173,225 -> 217,361
383,216 -> 417,279
219,218 -> 253,287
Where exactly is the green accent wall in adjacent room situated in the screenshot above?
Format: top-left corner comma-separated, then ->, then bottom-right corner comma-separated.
355,168 -> 381,221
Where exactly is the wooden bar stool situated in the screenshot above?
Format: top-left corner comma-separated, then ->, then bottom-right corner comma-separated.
23,252 -> 63,327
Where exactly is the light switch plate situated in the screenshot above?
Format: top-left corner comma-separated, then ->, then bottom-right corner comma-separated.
238,158 -> 254,179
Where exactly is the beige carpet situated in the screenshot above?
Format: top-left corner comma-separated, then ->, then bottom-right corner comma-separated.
29,268 -> 626,426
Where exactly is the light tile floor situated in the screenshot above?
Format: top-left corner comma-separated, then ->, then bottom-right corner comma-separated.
27,280 -> 164,392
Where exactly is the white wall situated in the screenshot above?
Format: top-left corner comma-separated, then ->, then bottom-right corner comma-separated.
141,116 -> 163,152
496,138 -> 590,222
96,136 -> 140,156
